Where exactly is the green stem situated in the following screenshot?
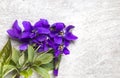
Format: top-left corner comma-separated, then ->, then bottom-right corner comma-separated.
34,46 -> 41,53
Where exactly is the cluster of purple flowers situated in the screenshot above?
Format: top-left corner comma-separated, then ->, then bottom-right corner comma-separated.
7,19 -> 78,76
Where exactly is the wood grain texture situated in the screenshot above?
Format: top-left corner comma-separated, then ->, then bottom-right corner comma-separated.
0,0 -> 120,78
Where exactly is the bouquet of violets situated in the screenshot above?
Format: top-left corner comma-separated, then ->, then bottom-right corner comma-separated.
0,19 -> 77,78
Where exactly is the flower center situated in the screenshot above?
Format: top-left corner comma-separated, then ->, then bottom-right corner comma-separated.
59,31 -> 64,36
32,29 -> 36,33
50,27 -> 55,31
59,45 -> 64,51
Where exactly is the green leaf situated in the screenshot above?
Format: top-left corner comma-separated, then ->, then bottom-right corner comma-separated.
47,49 -> 54,54
35,53 -> 53,65
12,74 -> 17,78
20,70 -> 28,78
0,50 -> 3,58
3,65 -> 16,77
20,68 -> 33,78
0,57 -> 4,64
0,63 -> 3,78
27,69 -> 33,76
0,39 -> 12,64
40,62 -> 54,71
33,66 -> 50,78
19,53 -> 25,66
12,48 -> 20,64
28,45 -> 34,62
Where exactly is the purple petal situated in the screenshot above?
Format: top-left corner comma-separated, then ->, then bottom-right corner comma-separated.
34,19 -> 50,28
38,44 -> 48,52
37,27 -> 50,34
43,41 -> 49,51
64,39 -> 70,47
63,47 -> 70,55
38,47 -> 44,52
21,32 -> 31,39
53,44 -> 59,50
54,36 -> 62,44
7,29 -> 21,39
32,39 -> 39,43
7,29 -> 17,38
12,20 -> 22,34
47,39 -> 54,47
40,19 -> 50,28
53,69 -> 58,76
7,20 -> 22,38
52,23 -> 65,31
34,20 -> 42,28
54,50 -> 60,57
49,32 -> 56,38
43,44 -> 49,52
19,43 -> 28,50
30,33 -> 36,38
36,35 -> 47,41
66,25 -> 74,32
22,21 -> 32,32
65,32 -> 78,40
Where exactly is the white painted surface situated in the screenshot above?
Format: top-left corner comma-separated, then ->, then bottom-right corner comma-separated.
0,0 -> 120,78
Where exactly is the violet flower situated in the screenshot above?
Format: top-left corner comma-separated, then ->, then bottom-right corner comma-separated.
49,23 -> 78,57
48,23 -> 78,76
53,68 -> 58,76
7,19 -> 78,76
7,19 -> 50,51
7,20 -> 22,39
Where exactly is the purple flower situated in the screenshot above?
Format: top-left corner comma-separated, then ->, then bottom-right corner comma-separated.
53,69 -> 58,76
7,19 -> 78,77
7,20 -> 22,39
49,23 -> 78,57
48,23 -> 78,76
7,19 -> 50,51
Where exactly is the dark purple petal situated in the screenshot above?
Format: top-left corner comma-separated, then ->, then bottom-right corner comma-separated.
36,35 -> 47,41
21,32 -> 31,39
12,20 -> 22,34
7,29 -> 17,38
52,23 -> 65,31
63,47 -> 70,55
7,20 -> 22,39
48,39 -> 54,47
32,39 -> 39,43
30,33 -> 36,38
34,19 -> 49,28
49,32 -> 56,38
53,69 -> 58,76
53,44 -> 59,50
40,19 -> 50,28
43,44 -> 49,52
64,39 -> 70,47
38,43 -> 48,52
38,47 -> 44,52
54,36 -> 62,44
65,32 -> 78,40
66,25 -> 74,32
22,21 -> 32,32
34,20 -> 42,28
54,50 -> 60,57
7,29 -> 21,39
19,43 -> 28,50
37,27 -> 50,34
43,41 -> 49,51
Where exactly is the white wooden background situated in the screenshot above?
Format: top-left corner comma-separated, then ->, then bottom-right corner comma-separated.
0,0 -> 120,78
